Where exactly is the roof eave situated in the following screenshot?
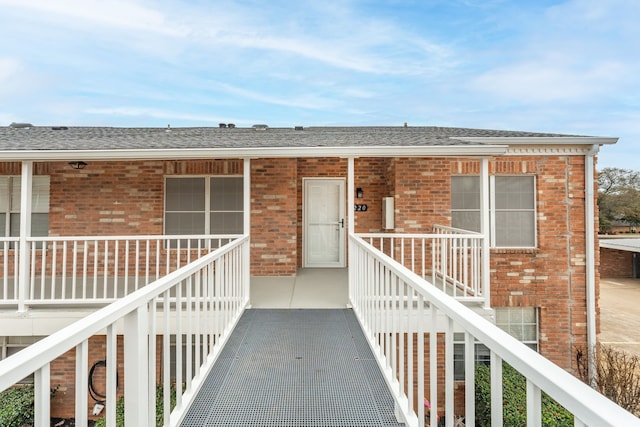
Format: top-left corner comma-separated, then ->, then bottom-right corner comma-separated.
457,136 -> 618,145
0,145 -> 510,161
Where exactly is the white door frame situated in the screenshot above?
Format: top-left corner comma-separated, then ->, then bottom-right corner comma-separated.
302,177 -> 346,268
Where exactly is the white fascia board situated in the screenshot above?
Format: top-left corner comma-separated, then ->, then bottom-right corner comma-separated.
0,145 -> 509,161
600,238 -> 640,252
458,137 -> 618,145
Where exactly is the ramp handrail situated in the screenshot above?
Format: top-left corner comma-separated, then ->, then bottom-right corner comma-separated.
349,234 -> 640,427
0,235 -> 250,427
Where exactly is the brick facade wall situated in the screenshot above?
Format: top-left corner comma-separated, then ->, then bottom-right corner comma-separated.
600,248 -> 634,277
1,152 -> 598,416
251,158 -> 298,276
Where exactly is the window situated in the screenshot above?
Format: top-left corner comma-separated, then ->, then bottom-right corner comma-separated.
495,307 -> 538,351
451,175 -> 536,248
453,333 -> 490,381
165,176 -> 243,236
0,176 -> 50,238
0,336 -> 45,383
453,307 -> 538,380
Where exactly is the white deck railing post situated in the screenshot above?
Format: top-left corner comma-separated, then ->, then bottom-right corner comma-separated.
34,364 -> 50,427
75,341 -> 88,426
124,306 -> 149,426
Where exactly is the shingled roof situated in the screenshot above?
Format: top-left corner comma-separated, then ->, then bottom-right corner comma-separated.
0,125 -> 616,160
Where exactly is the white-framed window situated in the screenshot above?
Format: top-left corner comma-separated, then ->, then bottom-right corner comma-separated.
453,307 -> 538,380
453,333 -> 490,381
0,176 -> 50,238
164,176 -> 243,236
451,175 -> 536,248
0,336 -> 45,383
495,306 -> 539,351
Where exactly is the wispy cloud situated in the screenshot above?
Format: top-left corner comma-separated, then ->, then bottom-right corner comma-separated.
0,0 -> 188,36
85,107 -> 228,124
471,59 -> 629,103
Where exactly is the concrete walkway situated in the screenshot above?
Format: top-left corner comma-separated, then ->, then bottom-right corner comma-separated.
599,277 -> 640,356
250,268 -> 348,308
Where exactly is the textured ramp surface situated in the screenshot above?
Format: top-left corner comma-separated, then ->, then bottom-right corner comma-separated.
181,309 -> 404,426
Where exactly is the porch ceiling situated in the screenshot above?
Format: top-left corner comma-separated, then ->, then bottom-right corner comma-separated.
0,125 -> 615,161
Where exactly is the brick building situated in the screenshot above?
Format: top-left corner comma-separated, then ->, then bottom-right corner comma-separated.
0,124 -> 616,419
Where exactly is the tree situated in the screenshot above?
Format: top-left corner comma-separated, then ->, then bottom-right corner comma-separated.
597,168 -> 640,233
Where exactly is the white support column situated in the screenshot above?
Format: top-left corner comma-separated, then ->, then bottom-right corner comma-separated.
243,158 -> 251,236
243,158 -> 251,305
124,306 -> 149,426
585,145 -> 598,386
18,161 -> 33,312
348,157 -> 355,304
480,158 -> 491,310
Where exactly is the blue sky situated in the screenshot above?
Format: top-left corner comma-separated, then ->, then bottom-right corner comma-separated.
0,0 -> 638,169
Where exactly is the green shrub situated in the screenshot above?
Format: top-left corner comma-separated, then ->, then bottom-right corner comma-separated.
94,384 -> 176,427
0,385 -> 58,427
475,363 -> 574,426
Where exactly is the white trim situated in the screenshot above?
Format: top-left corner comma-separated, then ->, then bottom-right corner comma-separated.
459,136 -> 618,145
600,238 -> 640,252
0,145 -> 510,161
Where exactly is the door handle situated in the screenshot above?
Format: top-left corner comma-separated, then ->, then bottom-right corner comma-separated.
339,218 -> 345,228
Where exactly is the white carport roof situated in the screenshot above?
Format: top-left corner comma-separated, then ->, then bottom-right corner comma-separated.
600,238 -> 640,253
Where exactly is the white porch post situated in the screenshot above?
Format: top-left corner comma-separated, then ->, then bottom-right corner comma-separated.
347,157 -> 355,304
18,161 -> 33,312
480,158 -> 491,310
585,145 -> 598,386
243,158 -> 251,303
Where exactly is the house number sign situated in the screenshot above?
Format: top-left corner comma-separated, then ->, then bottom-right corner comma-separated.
354,204 -> 368,211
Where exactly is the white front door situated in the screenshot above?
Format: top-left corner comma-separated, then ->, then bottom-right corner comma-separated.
303,178 -> 346,268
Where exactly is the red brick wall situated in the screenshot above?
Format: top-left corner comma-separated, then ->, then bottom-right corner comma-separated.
491,156 -> 590,371
48,335 -> 163,420
251,158 -> 298,276
392,158 -> 452,232
600,248 -> 633,277
353,158 -> 392,233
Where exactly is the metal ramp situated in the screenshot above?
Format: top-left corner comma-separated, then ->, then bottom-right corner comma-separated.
181,309 -> 404,426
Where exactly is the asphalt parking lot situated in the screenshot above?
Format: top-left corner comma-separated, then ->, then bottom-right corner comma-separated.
599,277 -> 640,356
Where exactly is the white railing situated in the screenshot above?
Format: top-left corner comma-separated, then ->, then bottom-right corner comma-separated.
0,234 -> 241,309
358,226 -> 484,303
0,237 -> 19,305
0,235 -> 250,427
349,234 -> 640,427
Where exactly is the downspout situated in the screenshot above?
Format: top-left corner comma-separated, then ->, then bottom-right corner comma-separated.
585,144 -> 598,387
